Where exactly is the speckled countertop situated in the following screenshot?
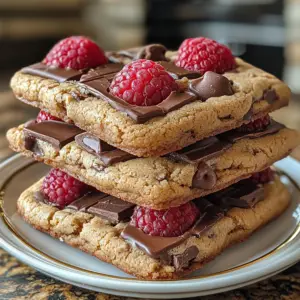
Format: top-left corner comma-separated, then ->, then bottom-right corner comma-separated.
1,92 -> 300,299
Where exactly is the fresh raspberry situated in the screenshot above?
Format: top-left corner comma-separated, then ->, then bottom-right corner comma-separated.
176,37 -> 236,74
36,110 -> 62,123
238,115 -> 271,132
43,36 -> 107,70
110,59 -> 178,106
42,169 -> 88,207
130,202 -> 199,237
251,167 -> 275,184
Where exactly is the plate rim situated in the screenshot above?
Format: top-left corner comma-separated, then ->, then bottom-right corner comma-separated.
1,154 -> 300,296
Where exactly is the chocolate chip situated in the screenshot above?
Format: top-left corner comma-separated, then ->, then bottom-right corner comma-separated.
189,71 -> 234,100
220,119 -> 285,143
136,44 -> 168,61
192,162 -> 217,189
263,89 -> 278,104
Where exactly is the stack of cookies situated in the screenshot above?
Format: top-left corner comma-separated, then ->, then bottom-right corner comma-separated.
7,36 -> 300,279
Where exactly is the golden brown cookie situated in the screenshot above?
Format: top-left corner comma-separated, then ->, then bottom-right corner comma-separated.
10,58 -> 290,157
17,176 -> 290,279
7,122 -> 299,209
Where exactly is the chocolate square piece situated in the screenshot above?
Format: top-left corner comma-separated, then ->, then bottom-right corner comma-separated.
24,121 -> 83,151
22,63 -> 85,82
75,132 -> 135,166
87,195 -> 135,223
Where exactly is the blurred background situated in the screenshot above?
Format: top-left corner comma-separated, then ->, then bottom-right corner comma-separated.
0,0 -> 300,159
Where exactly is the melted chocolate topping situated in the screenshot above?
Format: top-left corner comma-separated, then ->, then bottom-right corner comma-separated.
189,71 -> 234,100
22,63 -> 85,82
220,120 -> 285,143
34,177 -> 264,269
75,132 -> 135,166
24,121 -> 83,151
81,77 -> 197,123
20,50 -> 281,124
121,180 -> 264,260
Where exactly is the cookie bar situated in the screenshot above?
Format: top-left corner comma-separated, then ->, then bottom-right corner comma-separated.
11,55 -> 290,157
7,119 -> 300,209
17,175 -> 290,279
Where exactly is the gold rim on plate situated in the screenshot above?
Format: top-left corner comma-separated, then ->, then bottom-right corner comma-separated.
1,157 -> 300,282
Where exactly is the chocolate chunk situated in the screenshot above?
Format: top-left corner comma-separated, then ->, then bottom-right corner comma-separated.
207,179 -> 264,209
75,133 -> 135,166
189,71 -> 234,100
121,180 -> 265,261
257,89 -> 278,104
192,162 -> 217,190
243,106 -> 253,121
173,246 -> 199,270
220,119 -> 285,143
192,199 -> 224,236
66,192 -> 107,212
80,63 -> 123,83
24,121 -> 83,151
169,136 -> 231,164
87,195 -> 135,223
22,63 -> 85,82
136,44 -> 168,61
158,61 -> 201,79
24,137 -> 44,157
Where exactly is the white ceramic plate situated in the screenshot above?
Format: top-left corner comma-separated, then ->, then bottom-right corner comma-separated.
0,154 -> 300,298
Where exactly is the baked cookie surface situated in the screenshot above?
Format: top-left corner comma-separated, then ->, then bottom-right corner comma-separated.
7,122 -> 300,209
17,176 -> 290,279
10,58 -> 290,157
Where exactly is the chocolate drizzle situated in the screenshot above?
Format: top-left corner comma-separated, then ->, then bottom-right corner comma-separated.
75,133 -> 134,166
24,120 -> 83,151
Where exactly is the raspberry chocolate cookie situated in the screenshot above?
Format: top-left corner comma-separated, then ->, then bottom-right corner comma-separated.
7,114 -> 300,209
10,36 -> 290,157
17,171 -> 290,279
